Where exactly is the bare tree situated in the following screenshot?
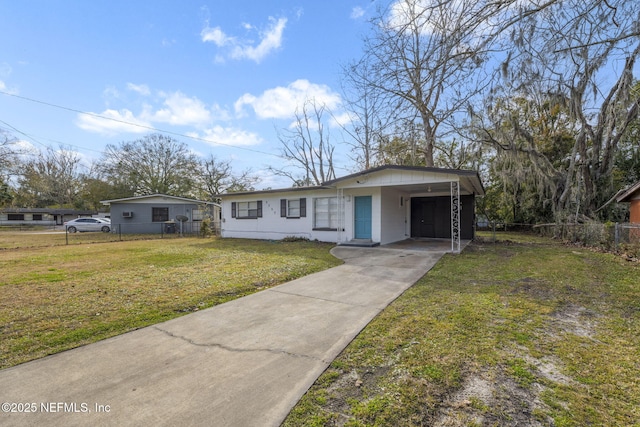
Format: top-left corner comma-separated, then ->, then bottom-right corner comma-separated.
271,100 -> 336,186
340,56 -> 394,169
353,0 -> 507,167
0,129 -> 23,177
196,155 -> 258,200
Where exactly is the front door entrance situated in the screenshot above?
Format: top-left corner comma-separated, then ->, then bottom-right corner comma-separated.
354,196 -> 372,239
411,199 -> 436,238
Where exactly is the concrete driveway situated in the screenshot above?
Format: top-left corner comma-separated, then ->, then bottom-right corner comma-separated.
0,243 -> 449,427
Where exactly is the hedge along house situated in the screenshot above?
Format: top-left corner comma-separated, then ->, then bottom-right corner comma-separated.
218,166 -> 484,253
101,194 -> 220,235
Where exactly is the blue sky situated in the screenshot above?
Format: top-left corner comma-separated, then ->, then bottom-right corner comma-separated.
0,1 -> 377,189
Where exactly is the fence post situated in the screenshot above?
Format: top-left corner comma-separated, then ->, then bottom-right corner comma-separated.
615,222 -> 619,251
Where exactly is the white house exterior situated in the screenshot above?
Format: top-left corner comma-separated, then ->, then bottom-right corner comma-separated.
219,166 -> 484,252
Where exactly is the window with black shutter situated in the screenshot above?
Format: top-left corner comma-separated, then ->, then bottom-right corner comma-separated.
233,201 -> 262,219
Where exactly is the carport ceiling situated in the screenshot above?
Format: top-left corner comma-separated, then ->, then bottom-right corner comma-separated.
389,181 -> 473,195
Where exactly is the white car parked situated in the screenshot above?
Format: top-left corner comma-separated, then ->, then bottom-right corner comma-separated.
65,218 -> 111,233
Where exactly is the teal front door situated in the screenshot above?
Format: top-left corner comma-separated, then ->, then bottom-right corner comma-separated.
354,196 -> 372,239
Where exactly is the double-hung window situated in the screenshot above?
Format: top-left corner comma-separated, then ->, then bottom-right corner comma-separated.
152,207 -> 169,222
280,198 -> 306,218
313,197 -> 338,230
231,201 -> 262,219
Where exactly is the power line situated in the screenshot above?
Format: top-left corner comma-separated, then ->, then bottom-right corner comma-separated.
0,119 -> 51,150
0,90 -> 284,159
0,90 -> 353,173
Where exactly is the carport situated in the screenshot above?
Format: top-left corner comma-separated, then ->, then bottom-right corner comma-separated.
330,166 -> 484,253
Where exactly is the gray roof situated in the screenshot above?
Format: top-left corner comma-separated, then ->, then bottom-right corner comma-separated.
1,208 -> 95,215
616,181 -> 640,203
101,193 -> 218,206
218,165 -> 485,198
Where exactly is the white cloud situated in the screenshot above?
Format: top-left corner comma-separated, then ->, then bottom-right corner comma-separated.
201,26 -> 235,46
234,79 -> 342,119
192,125 -> 263,147
144,91 -> 211,126
351,6 -> 366,19
201,16 -> 287,63
331,111 -> 353,128
127,83 -> 151,96
77,86 -> 239,138
76,109 -> 151,136
387,0 -> 512,42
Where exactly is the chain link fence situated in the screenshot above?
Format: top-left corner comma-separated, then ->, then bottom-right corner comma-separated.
0,220 -> 220,249
477,221 -> 640,257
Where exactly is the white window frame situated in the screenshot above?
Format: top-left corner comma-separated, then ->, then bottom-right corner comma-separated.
287,199 -> 300,218
313,197 -> 338,230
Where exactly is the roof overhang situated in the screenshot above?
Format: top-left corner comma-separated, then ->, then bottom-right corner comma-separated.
216,166 -> 485,199
323,166 -> 485,196
101,193 -> 217,206
617,181 -> 640,203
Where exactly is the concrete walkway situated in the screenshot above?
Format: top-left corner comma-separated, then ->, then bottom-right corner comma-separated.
0,243 -> 449,427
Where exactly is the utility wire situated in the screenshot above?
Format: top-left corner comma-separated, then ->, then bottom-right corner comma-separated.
0,90 -> 352,173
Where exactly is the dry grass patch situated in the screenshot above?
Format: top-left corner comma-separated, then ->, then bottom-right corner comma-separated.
0,237 -> 340,369
284,238 -> 640,426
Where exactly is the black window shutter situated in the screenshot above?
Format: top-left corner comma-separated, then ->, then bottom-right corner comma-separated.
300,198 -> 306,217
231,202 -> 236,218
257,201 -> 262,217
280,199 -> 287,217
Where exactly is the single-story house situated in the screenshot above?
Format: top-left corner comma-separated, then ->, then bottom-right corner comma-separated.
218,165 -> 485,253
617,181 -> 640,224
0,208 -> 95,227
101,194 -> 220,234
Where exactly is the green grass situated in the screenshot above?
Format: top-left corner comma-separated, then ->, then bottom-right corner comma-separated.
284,237 -> 640,426
0,237 -> 341,369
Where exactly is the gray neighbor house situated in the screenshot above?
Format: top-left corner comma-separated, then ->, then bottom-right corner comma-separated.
101,194 -> 220,235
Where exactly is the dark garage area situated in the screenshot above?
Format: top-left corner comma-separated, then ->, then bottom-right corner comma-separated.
410,195 -> 475,240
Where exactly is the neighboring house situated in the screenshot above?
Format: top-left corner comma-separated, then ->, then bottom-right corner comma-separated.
101,194 -> 220,234
0,208 -> 95,227
218,165 -> 484,253
616,181 -> 640,223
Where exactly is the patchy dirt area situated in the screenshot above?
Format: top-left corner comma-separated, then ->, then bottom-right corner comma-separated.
309,302 -> 600,426
283,241 -> 640,426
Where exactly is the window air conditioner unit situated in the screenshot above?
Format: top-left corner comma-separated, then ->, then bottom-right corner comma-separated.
122,211 -> 133,218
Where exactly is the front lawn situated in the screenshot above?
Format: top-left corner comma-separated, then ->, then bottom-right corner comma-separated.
284,238 -> 640,426
0,237 -> 341,369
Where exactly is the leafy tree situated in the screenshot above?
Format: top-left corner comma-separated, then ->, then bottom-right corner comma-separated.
474,0 -> 640,222
14,146 -> 83,208
98,133 -> 200,197
0,180 -> 12,207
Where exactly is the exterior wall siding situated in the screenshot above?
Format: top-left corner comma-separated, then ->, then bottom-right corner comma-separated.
380,187 -> 409,244
218,167 -> 483,245
630,199 -> 640,224
110,202 -> 203,234
221,189 -> 340,242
